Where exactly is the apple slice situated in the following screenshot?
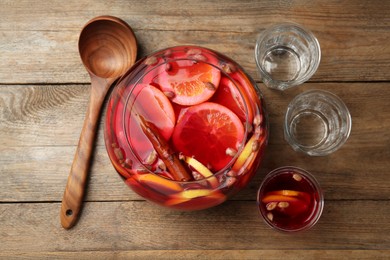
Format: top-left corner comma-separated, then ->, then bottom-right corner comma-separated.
183,156 -> 219,188
232,135 -> 257,172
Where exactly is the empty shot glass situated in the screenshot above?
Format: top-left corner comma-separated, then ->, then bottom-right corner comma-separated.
284,89 -> 352,156
255,23 -> 321,91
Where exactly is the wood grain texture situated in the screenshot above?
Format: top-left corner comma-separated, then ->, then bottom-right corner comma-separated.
2,143 -> 390,202
59,77 -> 111,229
0,201 -> 389,252
1,0 -> 390,83
1,250 -> 389,260
1,83 -> 389,202
1,0 -> 390,257
60,15 -> 138,229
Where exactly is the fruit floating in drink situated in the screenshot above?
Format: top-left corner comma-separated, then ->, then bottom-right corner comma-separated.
105,46 -> 268,210
257,167 -> 324,232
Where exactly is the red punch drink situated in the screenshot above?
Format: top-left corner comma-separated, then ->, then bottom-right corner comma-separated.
105,46 -> 268,210
257,167 -> 324,232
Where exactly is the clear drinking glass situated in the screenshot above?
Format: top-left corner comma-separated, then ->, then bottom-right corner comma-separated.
255,23 -> 321,91
284,89 -> 352,156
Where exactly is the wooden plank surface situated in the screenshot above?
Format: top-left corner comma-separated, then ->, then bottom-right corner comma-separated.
1,0 -> 390,258
1,0 -> 390,83
1,83 -> 389,202
0,201 -> 389,252
1,250 -> 389,260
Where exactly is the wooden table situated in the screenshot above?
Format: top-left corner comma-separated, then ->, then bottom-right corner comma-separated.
1,1 -> 389,259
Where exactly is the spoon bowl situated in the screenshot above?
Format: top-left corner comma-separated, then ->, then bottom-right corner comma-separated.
60,16 -> 137,229
78,17 -> 136,79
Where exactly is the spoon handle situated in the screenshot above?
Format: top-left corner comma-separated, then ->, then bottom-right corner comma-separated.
60,77 -> 109,229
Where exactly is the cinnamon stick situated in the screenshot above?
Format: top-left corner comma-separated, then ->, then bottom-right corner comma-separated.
138,116 -> 192,181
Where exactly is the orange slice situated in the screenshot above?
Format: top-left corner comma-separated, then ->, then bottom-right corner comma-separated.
156,61 -> 221,105
137,173 -> 183,194
266,190 -> 311,204
164,189 -> 226,206
262,194 -> 309,217
211,75 -> 253,123
172,102 -> 244,171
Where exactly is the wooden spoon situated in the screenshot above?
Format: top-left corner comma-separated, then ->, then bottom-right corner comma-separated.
60,16 -> 137,229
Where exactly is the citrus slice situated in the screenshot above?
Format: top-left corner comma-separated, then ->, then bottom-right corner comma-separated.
155,60 -> 221,105
211,76 -> 253,123
230,72 -> 259,117
266,190 -> 311,204
262,194 -> 303,204
127,84 -> 175,162
262,194 -> 309,217
172,102 -> 244,171
133,84 -> 175,140
137,173 -> 183,194
164,189 -> 226,207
